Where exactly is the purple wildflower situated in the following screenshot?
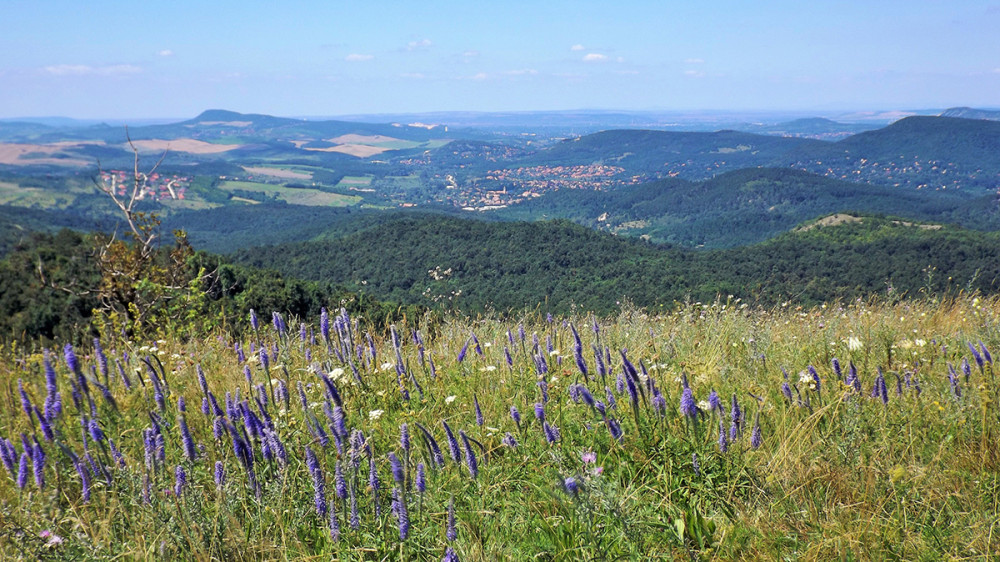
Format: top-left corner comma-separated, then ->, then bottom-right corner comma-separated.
502,433 -> 518,448
306,447 -> 327,517
534,402 -> 546,423
64,343 -> 79,375
174,465 -> 187,497
474,395 -> 484,426
443,547 -> 459,562
443,420 -> 461,463
457,340 -> 469,363
18,380 -> 33,422
750,413 -> 762,450
392,487 -> 410,540
400,423 -> 411,453
416,462 -> 427,493
607,418 -> 623,441
718,420 -> 729,453
969,342 -> 985,371
563,476 -> 580,496
335,461 -> 347,500
33,441 -> 45,489
17,452 -> 28,490
510,405 -> 521,427
328,500 -> 340,541
730,394 -> 742,433
680,387 -> 697,418
543,421 -> 560,444
447,496 -> 457,541
214,461 -> 225,489
459,430 -> 478,479
389,452 -> 404,485
708,390 -> 721,412
75,459 -> 91,503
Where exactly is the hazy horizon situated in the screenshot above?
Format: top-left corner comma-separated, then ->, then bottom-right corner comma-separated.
3,1 -> 999,120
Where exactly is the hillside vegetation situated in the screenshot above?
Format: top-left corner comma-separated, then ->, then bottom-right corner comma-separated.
1,297 -> 998,559
496,167 -> 1000,247
232,214 -> 1000,313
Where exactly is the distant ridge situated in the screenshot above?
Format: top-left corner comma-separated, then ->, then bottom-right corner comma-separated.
939,107 -> 1000,121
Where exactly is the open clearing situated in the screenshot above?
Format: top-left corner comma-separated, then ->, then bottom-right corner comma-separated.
130,138 -> 244,154
243,166 -> 313,180
0,181 -> 75,207
218,180 -> 361,206
0,143 -> 90,166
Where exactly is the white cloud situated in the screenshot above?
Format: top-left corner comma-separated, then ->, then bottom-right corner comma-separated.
471,72 -> 489,80
582,53 -> 608,62
570,44 -> 585,51
158,49 -> 174,57
406,39 -> 433,51
504,69 -> 538,76
43,64 -> 142,76
684,69 -> 705,78
462,50 -> 480,58
345,53 -> 375,62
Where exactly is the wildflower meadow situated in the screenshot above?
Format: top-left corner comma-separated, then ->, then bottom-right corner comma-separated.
1,296 -> 999,560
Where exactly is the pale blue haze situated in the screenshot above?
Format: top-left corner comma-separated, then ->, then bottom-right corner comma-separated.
1,1 -> 998,118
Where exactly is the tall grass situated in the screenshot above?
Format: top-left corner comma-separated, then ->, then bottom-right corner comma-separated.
1,296 -> 998,560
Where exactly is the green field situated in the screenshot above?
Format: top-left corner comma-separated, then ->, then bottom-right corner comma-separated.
218,180 -> 362,207
0,181 -> 75,208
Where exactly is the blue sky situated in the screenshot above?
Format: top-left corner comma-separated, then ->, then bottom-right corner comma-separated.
2,1 -> 999,119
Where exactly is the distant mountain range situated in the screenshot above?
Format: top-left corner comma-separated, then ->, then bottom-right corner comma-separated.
939,107 -> 1000,121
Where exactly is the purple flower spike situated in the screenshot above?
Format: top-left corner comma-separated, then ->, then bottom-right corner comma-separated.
447,496 -> 457,541
174,465 -> 187,497
459,430 -> 478,479
17,452 -> 28,490
474,395 -> 484,427
564,476 -> 580,496
751,413 -> 762,450
214,461 -> 225,489
416,462 -> 427,493
392,487 -> 410,540
64,343 -> 79,374
680,387 -> 697,418
718,420 -> 729,453
389,452 -> 404,485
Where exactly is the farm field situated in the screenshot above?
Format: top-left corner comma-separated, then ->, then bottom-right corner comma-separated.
217,180 -> 362,207
1,297 -> 998,560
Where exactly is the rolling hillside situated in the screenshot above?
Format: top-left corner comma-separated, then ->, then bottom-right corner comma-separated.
232,213 -> 1000,313
495,167 -> 1000,247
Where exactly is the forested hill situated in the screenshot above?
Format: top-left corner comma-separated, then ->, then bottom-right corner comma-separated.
473,116 -> 1000,191
232,214 -> 1000,314
508,129 -> 824,179
783,116 -> 1000,191
495,167 -> 1000,248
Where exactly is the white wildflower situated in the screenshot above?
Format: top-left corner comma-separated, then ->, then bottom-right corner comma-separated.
445,395 -> 457,404
368,409 -> 384,421
846,336 -> 863,351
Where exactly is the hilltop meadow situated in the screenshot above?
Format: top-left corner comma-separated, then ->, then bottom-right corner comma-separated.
1,294 -> 998,560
